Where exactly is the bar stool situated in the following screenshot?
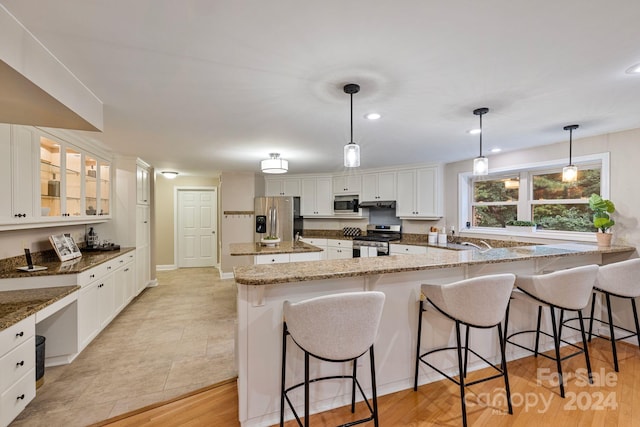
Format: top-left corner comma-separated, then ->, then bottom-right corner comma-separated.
587,259 -> 640,372
504,264 -> 598,398
414,274 -> 516,427
280,291 -> 385,427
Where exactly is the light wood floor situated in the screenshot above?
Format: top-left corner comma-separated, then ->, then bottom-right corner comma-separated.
96,338 -> 640,426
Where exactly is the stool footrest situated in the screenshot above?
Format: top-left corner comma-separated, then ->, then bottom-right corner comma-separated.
564,316 -> 638,342
417,346 -> 506,388
505,329 -> 586,362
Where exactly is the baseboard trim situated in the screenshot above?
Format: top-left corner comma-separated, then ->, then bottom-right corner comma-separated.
220,271 -> 234,280
156,264 -> 177,271
146,279 -> 159,287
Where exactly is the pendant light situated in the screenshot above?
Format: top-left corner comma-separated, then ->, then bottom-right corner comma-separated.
472,107 -> 489,176
343,83 -> 361,168
562,124 -> 579,182
261,153 -> 288,174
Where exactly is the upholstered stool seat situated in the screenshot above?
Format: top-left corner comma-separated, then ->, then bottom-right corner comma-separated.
414,274 -> 516,427
504,264 -> 598,398
280,291 -> 385,427
586,259 -> 640,372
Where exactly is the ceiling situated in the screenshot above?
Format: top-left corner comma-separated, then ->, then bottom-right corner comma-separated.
2,1 -> 640,176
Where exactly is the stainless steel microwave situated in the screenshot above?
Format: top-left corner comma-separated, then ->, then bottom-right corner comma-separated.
334,195 -> 359,213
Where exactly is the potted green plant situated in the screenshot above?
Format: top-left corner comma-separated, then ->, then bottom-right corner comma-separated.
505,220 -> 537,233
588,194 -> 615,246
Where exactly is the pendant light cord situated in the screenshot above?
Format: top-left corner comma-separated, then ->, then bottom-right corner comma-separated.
479,112 -> 483,157
568,127 -> 573,165
350,92 -> 354,144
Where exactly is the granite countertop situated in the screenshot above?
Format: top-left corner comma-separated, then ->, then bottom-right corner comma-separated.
233,243 -> 636,286
0,285 -> 79,330
0,247 -> 136,280
230,241 -> 323,256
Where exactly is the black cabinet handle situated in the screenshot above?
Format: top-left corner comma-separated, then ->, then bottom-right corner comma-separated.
16,360 -> 24,367
15,331 -> 24,337
107,266 -> 112,270
17,394 -> 25,400
90,274 -> 95,279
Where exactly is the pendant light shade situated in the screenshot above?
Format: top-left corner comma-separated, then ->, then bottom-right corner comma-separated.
472,107 -> 489,176
261,153 -> 288,174
562,124 -> 579,182
343,83 -> 361,168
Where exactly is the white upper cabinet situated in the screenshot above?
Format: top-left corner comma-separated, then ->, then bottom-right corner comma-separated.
0,125 -> 38,223
265,177 -> 301,196
396,166 -> 443,219
301,176 -> 332,216
332,175 -> 361,195
136,165 -> 150,205
362,171 -> 396,201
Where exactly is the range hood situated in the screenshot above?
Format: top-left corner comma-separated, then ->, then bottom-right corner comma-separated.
358,200 -> 396,209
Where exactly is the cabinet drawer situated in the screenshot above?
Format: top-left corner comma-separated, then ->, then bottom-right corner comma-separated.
0,368 -> 35,427
255,254 -> 289,264
300,238 -> 327,247
390,244 -> 427,255
0,337 -> 35,392
0,317 -> 34,359
77,259 -> 117,286
327,239 -> 352,249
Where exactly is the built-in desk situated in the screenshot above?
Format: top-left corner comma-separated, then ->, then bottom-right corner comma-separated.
234,243 -> 636,427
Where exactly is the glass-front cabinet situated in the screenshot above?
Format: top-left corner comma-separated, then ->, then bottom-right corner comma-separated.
38,130 -> 111,221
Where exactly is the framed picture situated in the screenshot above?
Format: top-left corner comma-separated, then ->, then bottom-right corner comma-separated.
49,234 -> 82,262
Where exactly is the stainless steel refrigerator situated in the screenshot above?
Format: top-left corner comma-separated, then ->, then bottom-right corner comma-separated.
254,196 -> 302,242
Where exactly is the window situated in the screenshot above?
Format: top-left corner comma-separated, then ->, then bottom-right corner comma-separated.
464,153 -> 609,234
472,176 -> 519,227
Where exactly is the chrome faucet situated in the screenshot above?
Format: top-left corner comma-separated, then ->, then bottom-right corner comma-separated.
460,241 -> 493,251
479,240 -> 492,249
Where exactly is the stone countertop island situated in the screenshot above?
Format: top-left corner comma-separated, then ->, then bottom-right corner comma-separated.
235,242 -> 636,427
229,241 -> 323,256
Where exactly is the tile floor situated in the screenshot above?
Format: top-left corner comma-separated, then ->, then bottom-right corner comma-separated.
11,267 -> 237,427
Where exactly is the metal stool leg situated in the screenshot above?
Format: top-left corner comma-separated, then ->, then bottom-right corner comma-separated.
503,300 -> 511,348
578,310 -> 593,384
280,323 -> 287,427
549,306 -> 565,398
605,293 -> 619,372
463,325 -> 470,378
588,292 -> 597,342
497,323 -> 513,414
534,306 -> 543,357
304,352 -> 310,427
351,359 -> 357,412
370,345 -> 380,427
455,320 -> 468,427
414,300 -> 424,391
632,299 -> 640,349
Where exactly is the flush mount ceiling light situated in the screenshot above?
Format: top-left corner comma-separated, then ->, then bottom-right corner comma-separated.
467,128 -> 481,135
491,148 -> 502,153
261,153 -> 288,174
365,112 -> 381,120
161,171 -> 179,179
562,124 -> 579,182
472,107 -> 489,176
344,83 -> 361,168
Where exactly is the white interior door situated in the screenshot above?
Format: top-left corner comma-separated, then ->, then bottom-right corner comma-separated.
178,189 -> 217,267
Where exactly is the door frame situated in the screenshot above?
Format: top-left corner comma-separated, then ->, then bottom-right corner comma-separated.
173,186 -> 219,269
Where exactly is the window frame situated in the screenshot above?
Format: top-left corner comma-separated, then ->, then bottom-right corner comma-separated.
458,152 -> 610,241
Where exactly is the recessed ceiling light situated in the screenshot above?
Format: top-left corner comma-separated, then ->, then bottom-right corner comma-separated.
467,128 -> 481,135
161,171 -> 179,179
625,63 -> 640,74
491,148 -> 502,153
365,113 -> 381,120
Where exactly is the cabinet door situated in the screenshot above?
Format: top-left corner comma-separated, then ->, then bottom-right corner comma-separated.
136,166 -> 150,204
282,178 -> 301,196
11,126 -> 37,220
0,124 -> 12,221
396,170 -> 416,217
99,160 -> 111,216
300,178 -> 317,216
333,175 -> 361,194
78,282 -> 100,349
361,173 -> 378,201
265,179 -> 283,196
64,146 -> 82,217
114,264 -> 127,314
327,247 -> 352,259
415,167 -> 442,218
136,246 -> 150,294
377,172 -> 397,200
99,274 -> 115,328
315,177 -> 333,215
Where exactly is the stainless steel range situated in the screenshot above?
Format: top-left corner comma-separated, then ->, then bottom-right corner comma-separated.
352,224 -> 401,257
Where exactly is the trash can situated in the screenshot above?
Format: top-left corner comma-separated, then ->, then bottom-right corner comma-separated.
35,335 -> 45,389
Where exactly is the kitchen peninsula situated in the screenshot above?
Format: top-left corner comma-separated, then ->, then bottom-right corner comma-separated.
229,241 -> 323,264
234,243 -> 636,427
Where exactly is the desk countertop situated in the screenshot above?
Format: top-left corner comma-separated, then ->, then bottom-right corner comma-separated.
0,285 -> 79,330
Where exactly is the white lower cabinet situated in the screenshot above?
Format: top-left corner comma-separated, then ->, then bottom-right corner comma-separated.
254,251 -> 322,265
390,244 -> 428,255
0,316 -> 35,427
327,239 -> 352,260
299,238 -> 327,260
78,252 -> 136,351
